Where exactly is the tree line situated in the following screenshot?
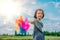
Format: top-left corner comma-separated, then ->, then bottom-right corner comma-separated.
0,31 -> 60,36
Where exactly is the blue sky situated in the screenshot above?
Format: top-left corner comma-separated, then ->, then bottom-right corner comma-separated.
22,0 -> 60,32
0,0 -> 60,35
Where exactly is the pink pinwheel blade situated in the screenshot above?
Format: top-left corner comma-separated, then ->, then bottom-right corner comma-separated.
22,18 -> 30,31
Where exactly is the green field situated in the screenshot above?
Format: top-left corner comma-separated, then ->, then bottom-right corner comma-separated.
0,36 -> 60,40
45,36 -> 60,40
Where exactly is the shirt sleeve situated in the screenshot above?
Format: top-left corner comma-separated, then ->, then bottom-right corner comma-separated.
34,19 -> 43,31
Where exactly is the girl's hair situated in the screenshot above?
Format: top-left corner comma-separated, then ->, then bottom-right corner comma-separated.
34,9 -> 44,19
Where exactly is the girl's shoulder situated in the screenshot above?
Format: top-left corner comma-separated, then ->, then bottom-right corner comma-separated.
34,18 -> 43,25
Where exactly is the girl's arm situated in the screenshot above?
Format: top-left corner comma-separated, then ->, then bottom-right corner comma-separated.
29,20 -> 34,24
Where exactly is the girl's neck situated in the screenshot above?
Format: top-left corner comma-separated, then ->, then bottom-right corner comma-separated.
37,18 -> 41,22
37,18 -> 41,20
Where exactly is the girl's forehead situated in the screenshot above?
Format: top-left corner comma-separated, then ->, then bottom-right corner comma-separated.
37,10 -> 42,13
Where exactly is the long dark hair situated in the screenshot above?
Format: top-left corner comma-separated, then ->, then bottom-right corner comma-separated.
34,9 -> 44,19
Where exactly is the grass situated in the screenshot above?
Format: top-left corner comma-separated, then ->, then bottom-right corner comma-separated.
0,35 -> 32,40
45,36 -> 60,40
0,35 -> 60,40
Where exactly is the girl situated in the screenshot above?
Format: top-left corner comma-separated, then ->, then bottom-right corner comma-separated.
29,9 -> 44,40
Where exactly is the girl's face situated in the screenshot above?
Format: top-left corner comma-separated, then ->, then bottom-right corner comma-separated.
36,10 -> 43,20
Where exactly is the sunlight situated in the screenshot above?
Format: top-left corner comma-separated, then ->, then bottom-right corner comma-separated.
0,0 -> 23,23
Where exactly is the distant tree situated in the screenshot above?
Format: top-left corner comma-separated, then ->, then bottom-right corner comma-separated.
15,31 -> 17,36
44,31 -> 60,36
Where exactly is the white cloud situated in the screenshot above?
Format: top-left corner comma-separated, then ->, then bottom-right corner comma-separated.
58,10 -> 60,13
55,2 -> 60,8
27,24 -> 34,35
48,2 -> 60,8
45,12 -> 60,21
42,3 -> 48,7
31,1 -> 36,4
22,8 -> 34,17
43,12 -> 60,32
0,22 -> 15,35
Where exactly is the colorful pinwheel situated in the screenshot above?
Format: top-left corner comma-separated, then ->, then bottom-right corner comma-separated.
14,16 -> 30,34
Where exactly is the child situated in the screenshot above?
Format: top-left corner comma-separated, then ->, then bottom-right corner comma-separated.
29,9 -> 44,40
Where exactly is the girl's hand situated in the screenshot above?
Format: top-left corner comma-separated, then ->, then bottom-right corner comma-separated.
29,20 -> 34,24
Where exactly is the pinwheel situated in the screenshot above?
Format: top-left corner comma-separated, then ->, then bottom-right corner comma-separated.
14,16 -> 30,34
